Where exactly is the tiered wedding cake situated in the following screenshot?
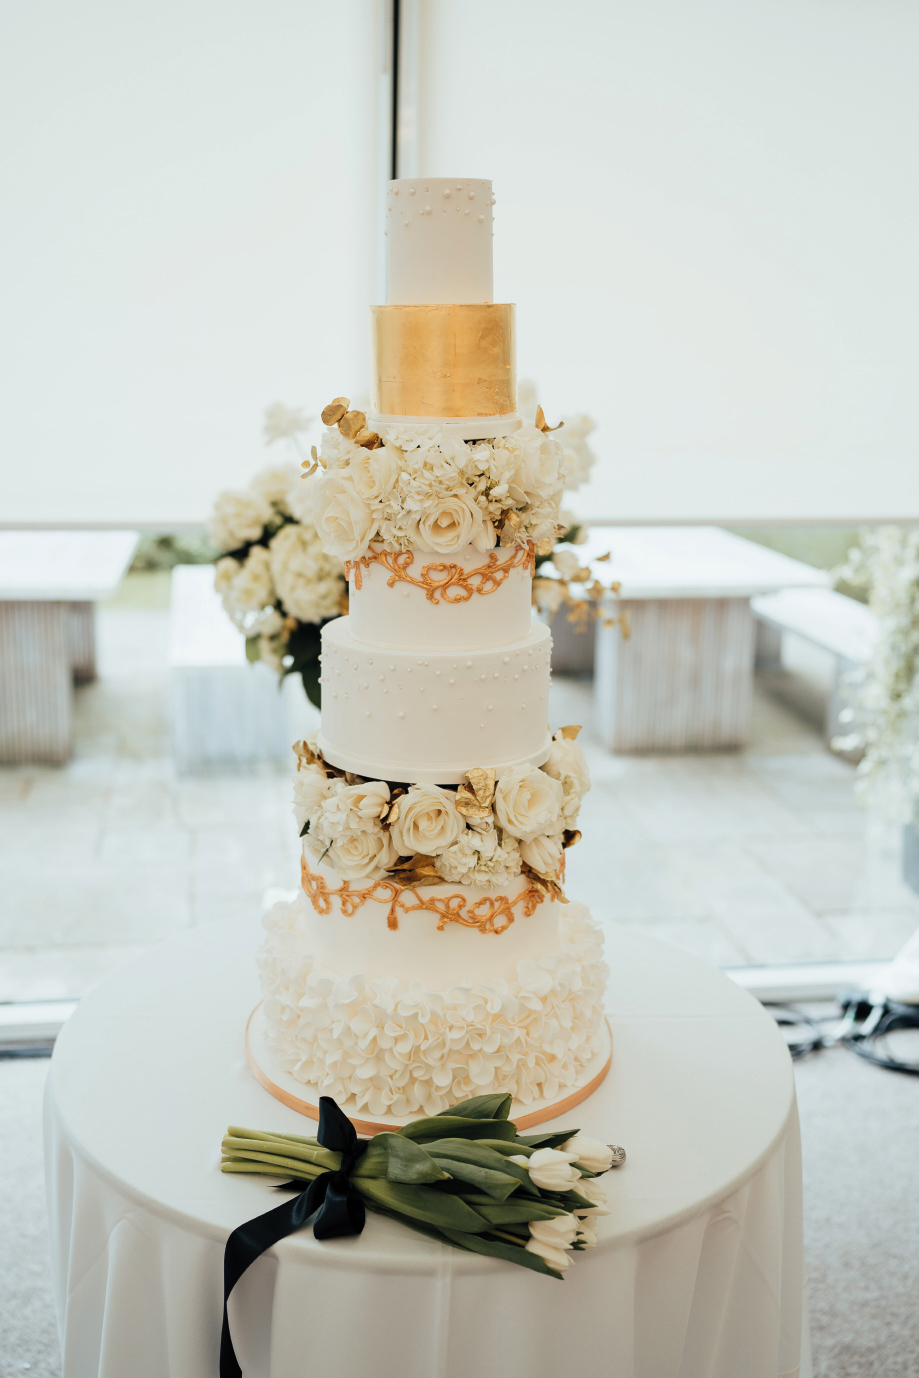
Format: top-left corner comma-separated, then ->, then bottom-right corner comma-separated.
253,178 -> 609,1124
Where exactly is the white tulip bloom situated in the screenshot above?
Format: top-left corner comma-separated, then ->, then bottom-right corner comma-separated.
561,1135 -> 615,1173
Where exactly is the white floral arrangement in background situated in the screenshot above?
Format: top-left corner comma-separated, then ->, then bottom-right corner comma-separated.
208,405 -> 346,705
292,728 -> 590,894
833,526 -> 919,827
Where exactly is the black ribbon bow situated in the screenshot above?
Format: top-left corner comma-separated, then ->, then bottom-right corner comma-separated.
220,1097 -> 368,1378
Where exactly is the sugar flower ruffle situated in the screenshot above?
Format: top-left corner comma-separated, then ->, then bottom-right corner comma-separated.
257,896 -> 608,1118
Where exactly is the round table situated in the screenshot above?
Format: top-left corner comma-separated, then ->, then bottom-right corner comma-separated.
44,917 -> 810,1378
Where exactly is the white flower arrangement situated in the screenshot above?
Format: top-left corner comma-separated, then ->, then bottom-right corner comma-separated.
292,728 -> 590,892
311,414 -> 568,561
208,405 -> 347,705
832,527 -> 919,827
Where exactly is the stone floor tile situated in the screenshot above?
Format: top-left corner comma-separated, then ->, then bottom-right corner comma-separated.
614,756 -> 809,845
0,943 -> 150,1002
570,843 -> 710,923
0,863 -> 191,946
98,826 -> 191,865
819,910 -> 919,961
747,834 -> 919,915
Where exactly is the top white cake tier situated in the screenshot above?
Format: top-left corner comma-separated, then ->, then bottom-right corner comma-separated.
386,178 -> 494,304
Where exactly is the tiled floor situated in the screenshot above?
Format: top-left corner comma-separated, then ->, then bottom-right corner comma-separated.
1,582 -> 917,1001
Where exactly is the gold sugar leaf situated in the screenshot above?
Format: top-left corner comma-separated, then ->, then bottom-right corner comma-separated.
499,509 -> 522,547
595,551 -> 611,562
384,799 -> 401,824
465,767 -> 495,806
559,724 -> 582,740
455,789 -> 492,820
321,397 -> 350,426
534,537 -> 554,556
535,404 -> 564,433
354,428 -> 382,449
338,409 -> 367,440
562,829 -> 582,849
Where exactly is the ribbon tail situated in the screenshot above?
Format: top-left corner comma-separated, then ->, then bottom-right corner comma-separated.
312,1172 -> 366,1240
220,1174 -> 331,1378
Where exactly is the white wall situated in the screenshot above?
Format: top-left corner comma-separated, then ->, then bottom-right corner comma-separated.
414,0 -> 919,523
1,0 -> 385,527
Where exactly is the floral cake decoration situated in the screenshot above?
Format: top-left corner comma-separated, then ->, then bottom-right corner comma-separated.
292,727 -> 590,896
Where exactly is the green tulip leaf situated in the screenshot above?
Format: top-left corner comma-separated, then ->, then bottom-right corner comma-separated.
515,1129 -> 579,1150
352,1133 -> 448,1185
430,1158 -> 521,1201
356,1179 -> 490,1233
398,1116 -> 517,1143
439,1094 -> 514,1121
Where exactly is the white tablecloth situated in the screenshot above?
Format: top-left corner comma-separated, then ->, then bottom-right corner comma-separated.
45,918 -> 810,1378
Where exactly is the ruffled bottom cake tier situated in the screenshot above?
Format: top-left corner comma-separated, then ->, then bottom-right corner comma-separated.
256,889 -> 609,1120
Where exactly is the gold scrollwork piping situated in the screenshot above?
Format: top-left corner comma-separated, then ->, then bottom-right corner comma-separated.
344,542 -> 535,605
300,855 -> 548,933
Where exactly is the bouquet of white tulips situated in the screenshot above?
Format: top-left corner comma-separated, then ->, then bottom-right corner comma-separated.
222,1092 -> 624,1281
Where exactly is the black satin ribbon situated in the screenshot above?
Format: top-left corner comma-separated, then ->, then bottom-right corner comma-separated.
220,1096 -> 368,1378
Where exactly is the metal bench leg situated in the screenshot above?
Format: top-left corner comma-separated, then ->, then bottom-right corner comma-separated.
0,601 -> 72,764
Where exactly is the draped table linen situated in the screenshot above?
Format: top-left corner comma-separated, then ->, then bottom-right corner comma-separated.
45,917 -> 810,1378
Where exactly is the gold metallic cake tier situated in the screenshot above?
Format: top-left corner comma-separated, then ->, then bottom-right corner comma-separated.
371,303 -> 516,418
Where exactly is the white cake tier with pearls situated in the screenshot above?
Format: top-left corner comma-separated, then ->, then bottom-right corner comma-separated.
346,541 -> 534,651
385,177 -> 494,305
317,613 -> 553,785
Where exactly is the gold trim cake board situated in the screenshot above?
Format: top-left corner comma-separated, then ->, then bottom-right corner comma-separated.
245,1002 -> 612,1136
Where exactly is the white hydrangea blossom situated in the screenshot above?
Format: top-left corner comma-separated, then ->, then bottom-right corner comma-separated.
269,523 -> 343,623
560,414 -> 598,492
311,421 -> 567,559
834,527 -> 919,824
208,489 -> 273,552
433,827 -> 522,888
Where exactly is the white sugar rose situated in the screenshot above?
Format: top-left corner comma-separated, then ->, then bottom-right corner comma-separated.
351,445 -> 400,502
544,731 -> 591,797
561,1135 -> 614,1173
292,766 -> 338,833
336,780 -> 390,828
528,1213 -> 580,1249
411,491 -> 487,555
518,830 -> 564,878
326,827 -> 398,880
390,784 -> 465,857
209,488 -> 272,552
250,463 -> 299,509
506,427 -> 564,505
313,472 -> 374,560
523,1147 -> 581,1192
494,765 -> 563,842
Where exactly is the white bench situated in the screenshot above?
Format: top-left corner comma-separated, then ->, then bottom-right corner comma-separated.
169,565 -> 317,773
0,530 -> 138,763
751,586 -> 878,741
578,527 -> 830,752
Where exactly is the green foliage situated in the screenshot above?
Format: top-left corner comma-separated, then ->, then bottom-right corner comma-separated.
353,1133 -> 448,1185
130,532 -> 220,571
356,1179 -> 489,1233
284,619 -> 324,707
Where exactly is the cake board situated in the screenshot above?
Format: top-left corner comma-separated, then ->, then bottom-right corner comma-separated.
245,1001 -> 612,1135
